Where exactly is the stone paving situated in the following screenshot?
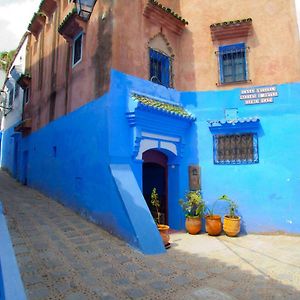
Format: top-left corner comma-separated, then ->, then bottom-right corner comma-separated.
1,170 -> 300,299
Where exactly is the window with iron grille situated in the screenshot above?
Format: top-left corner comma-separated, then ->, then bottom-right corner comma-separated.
149,49 -> 170,87
213,133 -> 258,164
72,33 -> 83,66
14,84 -> 20,98
219,43 -> 247,84
8,89 -> 14,107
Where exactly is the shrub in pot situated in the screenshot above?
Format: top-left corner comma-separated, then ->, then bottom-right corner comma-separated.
151,188 -> 170,248
219,194 -> 240,237
205,202 -> 222,236
179,190 -> 205,235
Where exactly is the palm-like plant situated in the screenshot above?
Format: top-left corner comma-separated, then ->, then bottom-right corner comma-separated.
219,194 -> 238,218
151,188 -> 160,224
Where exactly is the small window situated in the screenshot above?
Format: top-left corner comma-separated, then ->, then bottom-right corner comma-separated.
213,133 -> 258,164
8,89 -> 14,107
24,87 -> 30,104
219,43 -> 247,84
72,33 -> 83,66
149,49 -> 170,87
15,84 -> 20,98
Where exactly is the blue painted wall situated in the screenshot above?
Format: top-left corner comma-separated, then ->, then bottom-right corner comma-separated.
0,126 -> 21,178
181,83 -> 300,233
4,70 -> 194,254
2,69 -> 300,254
17,90 -> 165,254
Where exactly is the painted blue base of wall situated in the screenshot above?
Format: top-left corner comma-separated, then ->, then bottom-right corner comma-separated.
0,202 -> 26,300
0,126 -> 21,178
1,69 -> 300,255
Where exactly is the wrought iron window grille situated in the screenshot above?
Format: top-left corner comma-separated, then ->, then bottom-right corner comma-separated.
0,90 -> 12,116
149,48 -> 172,88
215,45 -> 251,86
213,133 -> 258,165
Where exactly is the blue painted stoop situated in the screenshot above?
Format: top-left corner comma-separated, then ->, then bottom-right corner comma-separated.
110,164 -> 166,254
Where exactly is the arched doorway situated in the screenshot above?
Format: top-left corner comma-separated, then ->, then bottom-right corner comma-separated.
142,149 -> 168,224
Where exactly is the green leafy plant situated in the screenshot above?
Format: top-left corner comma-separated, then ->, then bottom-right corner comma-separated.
151,187 -> 160,224
205,200 -> 218,217
218,195 -> 238,218
0,50 -> 16,72
179,190 -> 205,218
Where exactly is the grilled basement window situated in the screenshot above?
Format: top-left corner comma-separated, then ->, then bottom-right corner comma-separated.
149,49 -> 170,87
213,133 -> 258,164
72,33 -> 83,67
218,43 -> 248,84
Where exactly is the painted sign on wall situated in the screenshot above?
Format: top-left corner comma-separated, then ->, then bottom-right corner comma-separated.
189,165 -> 200,191
240,86 -> 278,105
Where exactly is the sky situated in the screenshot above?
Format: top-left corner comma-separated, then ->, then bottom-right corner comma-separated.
0,0 -> 40,52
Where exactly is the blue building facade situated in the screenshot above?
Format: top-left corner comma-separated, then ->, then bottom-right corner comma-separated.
182,83 -> 300,234
1,69 -> 300,254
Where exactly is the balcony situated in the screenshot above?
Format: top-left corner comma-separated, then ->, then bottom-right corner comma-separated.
28,13 -> 46,39
39,0 -> 57,18
144,0 -> 188,35
17,74 -> 31,89
58,8 -> 86,42
210,18 -> 253,41
14,118 -> 32,133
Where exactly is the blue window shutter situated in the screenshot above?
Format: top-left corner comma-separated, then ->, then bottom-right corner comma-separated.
219,43 -> 247,83
149,49 -> 170,87
219,51 -> 224,83
150,49 -> 155,80
161,55 -> 170,87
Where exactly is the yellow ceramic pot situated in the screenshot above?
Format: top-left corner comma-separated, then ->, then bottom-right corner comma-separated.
223,216 -> 241,237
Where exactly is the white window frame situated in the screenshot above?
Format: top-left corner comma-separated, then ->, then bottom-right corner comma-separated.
72,32 -> 83,67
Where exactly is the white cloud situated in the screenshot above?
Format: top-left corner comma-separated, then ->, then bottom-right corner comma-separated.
0,0 -> 40,52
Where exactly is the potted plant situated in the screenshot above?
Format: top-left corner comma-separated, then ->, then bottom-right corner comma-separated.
179,190 -> 205,235
205,201 -> 222,236
151,188 -> 170,248
219,194 -> 240,237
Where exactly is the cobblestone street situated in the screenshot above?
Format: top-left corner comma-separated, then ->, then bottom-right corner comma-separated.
1,170 -> 300,299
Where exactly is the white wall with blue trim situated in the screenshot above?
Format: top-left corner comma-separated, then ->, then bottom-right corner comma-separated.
1,69 -> 300,254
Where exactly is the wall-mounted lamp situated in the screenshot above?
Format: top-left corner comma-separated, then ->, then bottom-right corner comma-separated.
75,0 -> 97,20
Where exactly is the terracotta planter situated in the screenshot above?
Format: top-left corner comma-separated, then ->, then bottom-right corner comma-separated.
223,216 -> 241,237
205,215 -> 222,236
185,216 -> 201,235
157,224 -> 170,246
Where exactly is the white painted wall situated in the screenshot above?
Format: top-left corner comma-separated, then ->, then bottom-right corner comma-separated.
1,36 -> 28,131
0,69 -> 5,88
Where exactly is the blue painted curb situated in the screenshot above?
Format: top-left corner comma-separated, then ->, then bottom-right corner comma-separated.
0,201 -> 27,300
